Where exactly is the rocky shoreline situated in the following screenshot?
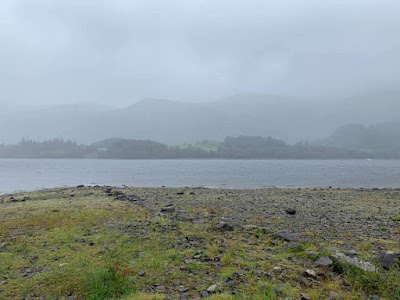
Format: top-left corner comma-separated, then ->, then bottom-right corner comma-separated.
0,186 -> 399,299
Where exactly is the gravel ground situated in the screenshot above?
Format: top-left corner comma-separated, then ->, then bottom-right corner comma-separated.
116,187 -> 400,248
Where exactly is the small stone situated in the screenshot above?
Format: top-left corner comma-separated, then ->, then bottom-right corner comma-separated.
206,284 -> 217,293
215,222 -> 241,231
0,242 -> 9,251
371,295 -> 380,300
274,231 -> 303,242
225,280 -> 235,287
200,290 -> 209,298
129,260 -> 136,265
282,242 -> 302,251
299,277 -> 311,287
273,267 -> 282,274
161,205 -> 175,213
285,208 -> 296,215
172,279 -> 181,286
138,270 -> 145,276
345,249 -> 358,258
314,256 -> 333,267
155,285 -> 167,293
178,286 -> 189,293
301,292 -> 311,300
235,269 -> 246,276
304,269 -> 317,278
327,291 -> 340,300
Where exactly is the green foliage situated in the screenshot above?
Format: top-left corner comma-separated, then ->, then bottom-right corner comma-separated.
84,265 -> 136,300
0,135 -> 373,159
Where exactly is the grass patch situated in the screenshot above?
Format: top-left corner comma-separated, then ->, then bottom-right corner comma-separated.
84,265 -> 137,299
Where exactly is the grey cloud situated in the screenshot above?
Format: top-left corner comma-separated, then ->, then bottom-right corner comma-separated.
1,0 -> 400,108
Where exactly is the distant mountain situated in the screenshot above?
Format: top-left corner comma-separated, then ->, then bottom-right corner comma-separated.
1,91 -> 399,145
322,122 -> 400,152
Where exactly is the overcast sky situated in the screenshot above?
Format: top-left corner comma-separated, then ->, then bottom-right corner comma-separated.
1,0 -> 399,108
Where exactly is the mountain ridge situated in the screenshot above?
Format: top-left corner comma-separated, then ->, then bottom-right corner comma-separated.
1,91 -> 399,145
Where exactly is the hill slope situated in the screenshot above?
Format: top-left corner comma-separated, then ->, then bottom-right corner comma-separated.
1,91 -> 399,144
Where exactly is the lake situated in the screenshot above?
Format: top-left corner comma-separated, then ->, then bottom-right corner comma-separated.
1,159 -> 400,194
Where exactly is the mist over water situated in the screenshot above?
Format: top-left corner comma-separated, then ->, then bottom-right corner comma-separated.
1,1 -> 400,146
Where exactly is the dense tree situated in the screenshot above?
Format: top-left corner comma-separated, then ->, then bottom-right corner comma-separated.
0,134 -> 398,159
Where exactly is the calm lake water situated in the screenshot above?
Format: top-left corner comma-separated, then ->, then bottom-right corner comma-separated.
1,159 -> 400,194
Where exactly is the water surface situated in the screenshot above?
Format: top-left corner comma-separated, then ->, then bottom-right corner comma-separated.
1,159 -> 399,194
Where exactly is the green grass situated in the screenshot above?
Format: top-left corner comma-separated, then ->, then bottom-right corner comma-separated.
85,265 -> 137,300
0,187 -> 399,299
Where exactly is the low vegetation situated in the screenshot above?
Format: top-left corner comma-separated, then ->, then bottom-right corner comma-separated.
0,187 -> 399,299
0,136 -> 380,159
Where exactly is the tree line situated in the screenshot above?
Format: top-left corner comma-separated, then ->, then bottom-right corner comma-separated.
0,136 -> 393,159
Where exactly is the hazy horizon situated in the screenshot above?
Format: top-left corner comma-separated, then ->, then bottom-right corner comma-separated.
1,0 -> 400,109
1,0 -> 400,145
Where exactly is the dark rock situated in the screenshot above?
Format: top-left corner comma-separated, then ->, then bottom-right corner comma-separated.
345,249 -> 358,258
215,221 -> 242,231
0,242 -> 9,251
377,251 -> 399,269
274,231 -> 303,242
76,185 -> 84,188
177,191 -> 185,195
200,291 -> 209,298
314,256 -> 333,267
285,208 -> 296,215
225,280 -> 236,287
161,205 -> 175,213
172,279 -> 181,286
282,242 -> 302,251
299,277 -> 311,287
